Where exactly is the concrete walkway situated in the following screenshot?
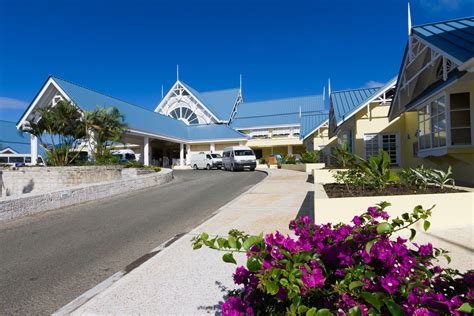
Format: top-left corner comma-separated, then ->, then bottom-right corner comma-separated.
64,169 -> 313,315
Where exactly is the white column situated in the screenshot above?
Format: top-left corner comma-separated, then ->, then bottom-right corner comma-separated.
210,143 -> 215,153
87,130 -> 96,161
180,143 -> 184,166
30,134 -> 38,165
144,136 -> 150,166
288,145 -> 293,156
186,144 -> 191,165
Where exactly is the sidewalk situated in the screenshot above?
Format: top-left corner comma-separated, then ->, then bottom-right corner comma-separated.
65,169 -> 313,315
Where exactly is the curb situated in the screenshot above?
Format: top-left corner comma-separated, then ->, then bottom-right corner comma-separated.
54,169 -> 270,315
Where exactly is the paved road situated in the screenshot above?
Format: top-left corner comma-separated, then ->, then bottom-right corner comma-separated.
0,170 -> 266,315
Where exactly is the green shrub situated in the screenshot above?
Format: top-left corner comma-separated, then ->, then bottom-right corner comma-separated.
355,150 -> 398,191
123,161 -> 161,172
300,150 -> 320,163
399,165 -> 454,190
332,143 -> 355,167
282,155 -> 297,164
333,168 -> 368,189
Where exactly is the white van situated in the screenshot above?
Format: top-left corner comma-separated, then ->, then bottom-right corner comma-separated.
111,149 -> 138,162
222,146 -> 256,171
190,152 -> 222,170
0,154 -> 45,166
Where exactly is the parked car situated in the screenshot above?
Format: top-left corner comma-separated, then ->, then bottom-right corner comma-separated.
190,152 -> 222,170
222,146 -> 257,171
0,154 -> 45,167
111,149 -> 138,162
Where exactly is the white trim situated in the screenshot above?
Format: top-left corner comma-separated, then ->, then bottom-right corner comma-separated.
154,80 -> 223,123
413,34 -> 463,66
187,138 -> 247,144
337,78 -> 397,128
302,120 -> 329,140
363,132 -> 400,165
235,123 -> 300,131
127,129 -> 186,143
16,77 -> 72,129
0,147 -> 19,154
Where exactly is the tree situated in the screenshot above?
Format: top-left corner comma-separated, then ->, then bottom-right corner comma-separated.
24,101 -> 86,166
84,106 -> 128,162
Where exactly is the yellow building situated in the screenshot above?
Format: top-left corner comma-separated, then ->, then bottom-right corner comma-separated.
389,16 -> 474,185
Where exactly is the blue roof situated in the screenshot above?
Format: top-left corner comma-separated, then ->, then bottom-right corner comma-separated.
300,115 -> 328,140
187,124 -> 246,141
0,120 -> 31,154
52,77 -> 245,142
231,95 -> 325,129
179,81 -> 239,122
330,87 -> 380,125
412,16 -> 474,64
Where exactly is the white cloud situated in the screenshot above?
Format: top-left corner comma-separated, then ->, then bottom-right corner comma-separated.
0,96 -> 28,110
364,80 -> 385,88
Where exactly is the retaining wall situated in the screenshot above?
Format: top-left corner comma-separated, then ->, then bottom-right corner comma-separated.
0,169 -> 173,222
0,166 -> 124,197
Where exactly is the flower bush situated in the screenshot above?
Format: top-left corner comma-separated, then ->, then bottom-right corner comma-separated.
192,203 -> 474,315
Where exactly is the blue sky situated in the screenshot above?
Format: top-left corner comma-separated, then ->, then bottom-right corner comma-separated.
0,0 -> 472,122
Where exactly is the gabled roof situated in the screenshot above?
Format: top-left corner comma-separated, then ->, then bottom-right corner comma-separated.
330,87 -> 380,125
300,115 -> 328,140
179,81 -> 240,122
412,16 -> 474,65
21,77 -> 246,143
0,120 -> 31,154
231,95 -> 325,129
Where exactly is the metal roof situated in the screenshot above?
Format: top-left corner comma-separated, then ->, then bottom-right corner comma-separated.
231,95 -> 325,129
300,115 -> 328,140
330,87 -> 380,125
179,81 -> 240,122
0,120 -> 31,154
412,16 -> 474,64
52,77 -> 245,142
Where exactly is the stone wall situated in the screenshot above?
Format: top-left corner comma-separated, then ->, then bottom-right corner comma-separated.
0,169 -> 173,222
0,166 -> 123,197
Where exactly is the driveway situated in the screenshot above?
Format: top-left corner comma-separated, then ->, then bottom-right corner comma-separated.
0,170 -> 266,315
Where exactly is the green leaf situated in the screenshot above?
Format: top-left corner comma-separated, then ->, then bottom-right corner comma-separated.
316,308 -> 332,316
246,256 -> 262,272
348,306 -> 361,316
306,308 -> 317,316
457,302 -> 474,313
409,228 -> 416,241
361,291 -> 382,312
200,232 -> 209,241
349,281 -> 365,291
280,278 -> 289,286
298,305 -> 308,314
376,222 -> 392,234
217,237 -> 226,248
423,220 -> 431,231
228,236 -> 237,249
384,299 -> 403,316
243,236 -> 260,250
222,253 -> 236,264
266,280 -> 279,295
366,240 -> 375,254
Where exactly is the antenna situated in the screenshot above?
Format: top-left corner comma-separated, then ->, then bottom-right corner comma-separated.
328,78 -> 331,97
176,64 -> 180,81
408,0 -> 412,36
161,85 -> 164,99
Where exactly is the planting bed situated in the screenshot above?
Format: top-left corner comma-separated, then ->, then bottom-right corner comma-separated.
323,183 -> 465,198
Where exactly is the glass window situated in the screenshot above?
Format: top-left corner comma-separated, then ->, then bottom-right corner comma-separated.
234,150 -> 254,156
0,157 -> 8,163
210,154 -> 221,158
364,134 -> 379,158
10,157 -> 24,163
206,154 -> 212,159
450,93 -> 471,145
418,96 -> 447,150
382,134 -> 398,164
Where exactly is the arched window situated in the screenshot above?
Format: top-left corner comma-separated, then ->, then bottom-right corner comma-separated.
169,107 -> 199,124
